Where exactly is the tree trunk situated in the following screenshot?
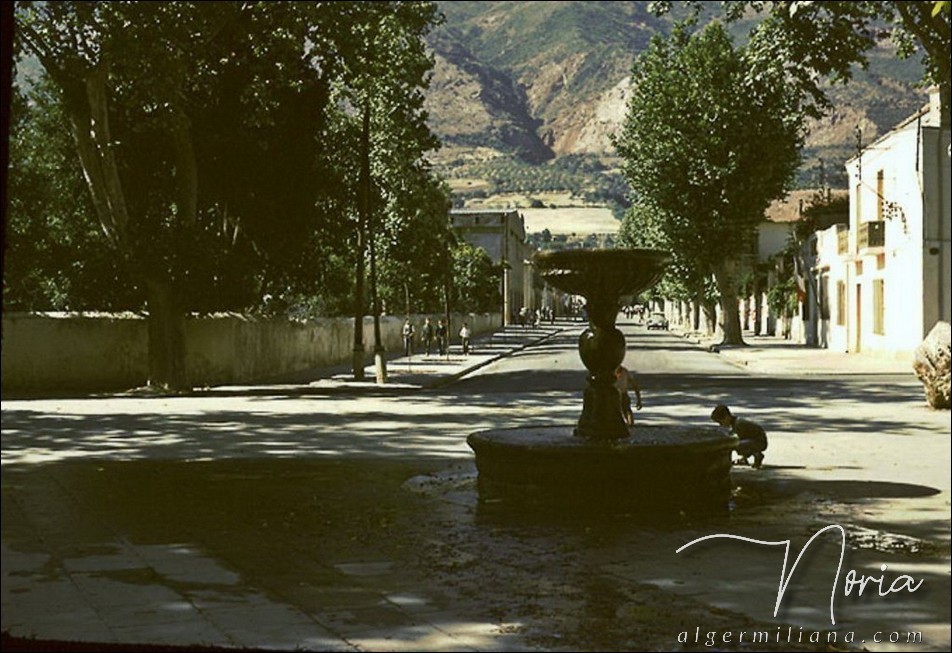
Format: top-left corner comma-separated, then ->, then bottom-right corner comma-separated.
443,278 -> 452,345
145,277 -> 189,392
693,285 -> 704,332
369,202 -> 386,384
57,66 -> 130,250
714,264 -> 746,346
352,101 -> 371,380
702,300 -> 717,336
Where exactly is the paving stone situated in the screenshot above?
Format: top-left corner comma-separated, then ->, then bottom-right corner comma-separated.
108,619 -> 229,646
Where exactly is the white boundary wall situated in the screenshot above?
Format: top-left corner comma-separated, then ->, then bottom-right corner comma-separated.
1,312 -> 500,394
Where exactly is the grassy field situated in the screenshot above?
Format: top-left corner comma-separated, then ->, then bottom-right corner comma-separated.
519,207 -> 619,235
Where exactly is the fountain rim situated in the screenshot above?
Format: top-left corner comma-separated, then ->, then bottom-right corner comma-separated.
532,247 -> 671,299
532,247 -> 671,271
468,424 -> 739,453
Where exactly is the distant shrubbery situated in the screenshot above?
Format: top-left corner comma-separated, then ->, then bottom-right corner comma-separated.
438,153 -> 630,210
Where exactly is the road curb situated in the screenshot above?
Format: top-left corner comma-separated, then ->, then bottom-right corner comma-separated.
423,327 -> 565,390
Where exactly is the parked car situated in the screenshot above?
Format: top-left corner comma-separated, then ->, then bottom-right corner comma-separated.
646,312 -> 669,330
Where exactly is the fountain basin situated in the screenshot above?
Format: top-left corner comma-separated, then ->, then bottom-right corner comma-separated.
467,425 -> 738,513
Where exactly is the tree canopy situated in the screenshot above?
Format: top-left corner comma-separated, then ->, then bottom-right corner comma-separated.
9,1 -> 450,389
614,21 -> 805,344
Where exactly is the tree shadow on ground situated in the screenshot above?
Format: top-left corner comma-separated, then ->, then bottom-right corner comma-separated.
3,455 -> 948,651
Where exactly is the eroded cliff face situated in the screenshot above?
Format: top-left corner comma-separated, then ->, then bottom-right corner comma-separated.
424,1 -> 924,168
425,32 -> 553,163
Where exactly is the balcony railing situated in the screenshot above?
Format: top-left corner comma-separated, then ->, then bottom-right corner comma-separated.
857,220 -> 885,252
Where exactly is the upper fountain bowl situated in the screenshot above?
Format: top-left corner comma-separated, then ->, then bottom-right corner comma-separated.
533,249 -> 670,299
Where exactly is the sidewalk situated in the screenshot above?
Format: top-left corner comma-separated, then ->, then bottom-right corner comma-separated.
325,324 -> 562,390
216,323 -> 564,394
675,328 -> 916,376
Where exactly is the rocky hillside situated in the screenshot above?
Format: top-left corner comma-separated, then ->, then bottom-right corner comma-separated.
425,1 -> 926,199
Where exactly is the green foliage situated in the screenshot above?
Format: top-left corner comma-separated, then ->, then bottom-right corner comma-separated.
451,241 -> 502,314
766,273 -> 799,319
615,21 -> 803,277
9,2 -> 447,323
615,21 -> 805,342
652,1 -> 950,125
618,201 -> 714,304
12,2 -> 351,313
376,175 -> 455,315
5,79 -> 138,312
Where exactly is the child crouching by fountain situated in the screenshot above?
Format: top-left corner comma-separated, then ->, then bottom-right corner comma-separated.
615,365 -> 642,426
711,404 -> 768,468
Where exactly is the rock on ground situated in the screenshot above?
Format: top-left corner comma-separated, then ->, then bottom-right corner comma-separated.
913,320 -> 952,409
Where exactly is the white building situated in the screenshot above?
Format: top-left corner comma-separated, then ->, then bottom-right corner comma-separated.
814,87 -> 951,355
449,209 -> 536,324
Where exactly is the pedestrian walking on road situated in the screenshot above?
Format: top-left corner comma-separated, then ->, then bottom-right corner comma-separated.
421,317 -> 434,356
711,404 -> 768,468
436,319 -> 448,357
402,319 -> 415,357
459,322 -> 472,356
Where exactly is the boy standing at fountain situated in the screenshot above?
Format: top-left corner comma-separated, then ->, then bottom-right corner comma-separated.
615,365 -> 642,426
711,404 -> 768,468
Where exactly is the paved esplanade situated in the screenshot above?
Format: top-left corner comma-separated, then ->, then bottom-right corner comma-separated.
2,320 -> 950,651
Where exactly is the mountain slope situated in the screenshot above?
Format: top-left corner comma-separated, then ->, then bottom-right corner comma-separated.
426,1 -> 926,195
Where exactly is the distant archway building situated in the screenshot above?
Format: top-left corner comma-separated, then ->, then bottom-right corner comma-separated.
449,209 -> 537,325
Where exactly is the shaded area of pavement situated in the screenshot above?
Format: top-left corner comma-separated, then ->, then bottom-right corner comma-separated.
1,631 -> 261,652
3,454 -> 949,651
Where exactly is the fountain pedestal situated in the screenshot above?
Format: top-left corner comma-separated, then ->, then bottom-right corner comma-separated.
466,249 -> 738,514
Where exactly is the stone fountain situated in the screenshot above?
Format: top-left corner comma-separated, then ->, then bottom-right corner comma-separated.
467,249 -> 738,513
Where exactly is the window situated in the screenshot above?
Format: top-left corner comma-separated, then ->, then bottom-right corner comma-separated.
820,277 -> 831,320
836,281 -> 847,326
873,279 -> 885,335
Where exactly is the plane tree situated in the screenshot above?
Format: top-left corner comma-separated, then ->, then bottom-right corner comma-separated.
614,22 -> 805,345
12,2 -> 453,389
323,1 -> 446,378
13,2 -> 357,390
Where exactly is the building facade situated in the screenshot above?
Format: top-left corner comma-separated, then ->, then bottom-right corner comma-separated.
812,88 -> 952,355
449,209 -> 536,325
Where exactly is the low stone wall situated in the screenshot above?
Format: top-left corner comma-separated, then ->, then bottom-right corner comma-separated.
1,312 -> 500,394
